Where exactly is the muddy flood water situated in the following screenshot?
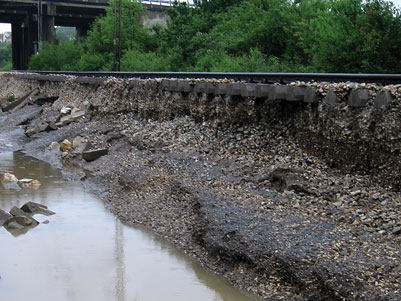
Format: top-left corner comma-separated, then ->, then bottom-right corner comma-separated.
0,151 -> 258,301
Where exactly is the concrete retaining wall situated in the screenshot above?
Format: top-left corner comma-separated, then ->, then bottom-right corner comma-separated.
1,72 -> 401,189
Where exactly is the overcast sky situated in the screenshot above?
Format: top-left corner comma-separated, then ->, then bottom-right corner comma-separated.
0,0 -> 400,34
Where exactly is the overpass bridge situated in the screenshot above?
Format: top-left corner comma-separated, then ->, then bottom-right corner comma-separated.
0,0 -> 194,70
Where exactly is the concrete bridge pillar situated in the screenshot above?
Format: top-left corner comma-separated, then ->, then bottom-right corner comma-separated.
76,24 -> 90,41
43,3 -> 56,43
12,14 -> 36,70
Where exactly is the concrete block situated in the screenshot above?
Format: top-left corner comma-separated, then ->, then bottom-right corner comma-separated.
241,83 -> 257,97
268,85 -> 288,100
323,89 -> 337,105
348,89 -> 370,107
204,82 -> 216,94
128,79 -> 140,89
160,80 -> 171,91
374,91 -> 393,110
286,86 -> 306,101
304,86 -> 319,103
82,148 -> 109,162
216,83 -> 228,95
194,82 -> 207,93
178,81 -> 192,93
227,83 -> 243,96
255,84 -> 272,98
169,81 -> 179,92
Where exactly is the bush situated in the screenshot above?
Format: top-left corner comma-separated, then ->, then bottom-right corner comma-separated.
121,50 -> 169,71
28,41 -> 81,70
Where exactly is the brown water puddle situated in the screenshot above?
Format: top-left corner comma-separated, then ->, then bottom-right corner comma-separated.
0,151 -> 258,301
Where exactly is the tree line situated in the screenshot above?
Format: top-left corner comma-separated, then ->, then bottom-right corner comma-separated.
28,0 -> 401,73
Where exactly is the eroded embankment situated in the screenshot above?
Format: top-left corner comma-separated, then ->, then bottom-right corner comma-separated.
0,72 -> 400,300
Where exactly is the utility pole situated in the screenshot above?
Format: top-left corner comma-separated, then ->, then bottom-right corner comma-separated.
113,0 -> 117,71
35,0 -> 43,54
113,0 -> 122,71
118,0 -> 122,71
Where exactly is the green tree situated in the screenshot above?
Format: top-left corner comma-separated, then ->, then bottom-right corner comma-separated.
29,41 -> 81,70
78,0 -> 154,70
0,43 -> 12,69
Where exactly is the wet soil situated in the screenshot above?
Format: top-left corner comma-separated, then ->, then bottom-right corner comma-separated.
1,100 -> 400,300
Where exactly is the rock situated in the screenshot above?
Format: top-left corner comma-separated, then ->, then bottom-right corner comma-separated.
60,110 -> 86,125
72,136 -> 91,154
60,139 -> 72,152
82,148 -> 109,162
1,181 -> 22,190
33,122 -> 49,133
20,201 -> 55,216
8,206 -> 39,225
18,179 -> 41,189
1,173 -> 18,183
392,226 -> 401,235
0,209 -> 12,226
82,100 -> 92,111
25,128 -> 36,137
60,106 -> 72,115
4,220 -> 25,231
267,167 -> 310,193
4,216 -> 37,227
45,121 -> 58,131
47,141 -> 60,151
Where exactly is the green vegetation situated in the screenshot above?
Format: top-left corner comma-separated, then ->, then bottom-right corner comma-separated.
0,43 -> 12,70
28,0 -> 401,73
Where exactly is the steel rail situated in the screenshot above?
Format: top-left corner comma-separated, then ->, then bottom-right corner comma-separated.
9,71 -> 401,85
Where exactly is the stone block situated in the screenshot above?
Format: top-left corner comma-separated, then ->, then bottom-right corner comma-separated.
268,85 -> 288,100
286,86 -> 306,102
348,89 -> 370,107
227,83 -> 243,96
323,89 -> 337,105
241,83 -> 257,97
304,86 -> 319,103
374,91 -> 393,110
255,84 -> 272,98
82,148 -> 109,162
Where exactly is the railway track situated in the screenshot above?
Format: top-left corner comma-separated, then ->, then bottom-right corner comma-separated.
7,70 -> 401,85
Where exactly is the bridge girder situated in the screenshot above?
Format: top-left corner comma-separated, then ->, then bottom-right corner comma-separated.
0,0 -> 108,69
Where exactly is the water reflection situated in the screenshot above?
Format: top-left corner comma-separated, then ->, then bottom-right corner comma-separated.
0,151 -> 258,301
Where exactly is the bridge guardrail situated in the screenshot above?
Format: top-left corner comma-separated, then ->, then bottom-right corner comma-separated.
138,0 -> 196,8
